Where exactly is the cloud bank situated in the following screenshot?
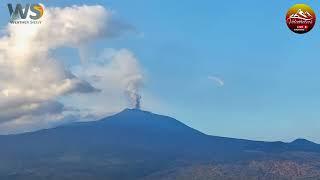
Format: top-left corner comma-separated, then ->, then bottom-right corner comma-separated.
0,5 -> 143,134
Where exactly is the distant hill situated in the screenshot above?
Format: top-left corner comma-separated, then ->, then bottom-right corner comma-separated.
0,109 -> 319,180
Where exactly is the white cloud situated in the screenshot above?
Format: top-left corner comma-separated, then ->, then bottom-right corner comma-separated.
208,75 -> 224,87
67,48 -> 144,118
0,5 -> 139,134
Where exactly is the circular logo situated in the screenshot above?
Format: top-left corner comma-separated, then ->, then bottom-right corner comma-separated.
286,4 -> 316,34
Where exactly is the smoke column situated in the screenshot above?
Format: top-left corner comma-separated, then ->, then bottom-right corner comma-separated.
135,93 -> 141,109
125,75 -> 143,109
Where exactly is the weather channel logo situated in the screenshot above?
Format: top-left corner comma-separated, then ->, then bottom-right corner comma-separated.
286,4 -> 316,34
7,3 -> 44,24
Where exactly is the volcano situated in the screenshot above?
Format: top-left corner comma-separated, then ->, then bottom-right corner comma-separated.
0,109 -> 320,180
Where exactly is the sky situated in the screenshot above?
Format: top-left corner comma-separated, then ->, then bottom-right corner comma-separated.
0,0 -> 319,143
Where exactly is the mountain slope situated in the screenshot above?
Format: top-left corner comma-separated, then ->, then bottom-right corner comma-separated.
0,109 -> 319,180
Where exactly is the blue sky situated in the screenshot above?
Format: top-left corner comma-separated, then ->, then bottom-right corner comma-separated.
0,0 -> 319,143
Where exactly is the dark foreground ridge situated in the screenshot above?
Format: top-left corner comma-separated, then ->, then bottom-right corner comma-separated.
0,108 -> 319,180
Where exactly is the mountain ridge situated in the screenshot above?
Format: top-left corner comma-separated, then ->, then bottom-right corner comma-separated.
2,108 -> 318,146
0,108 -> 319,180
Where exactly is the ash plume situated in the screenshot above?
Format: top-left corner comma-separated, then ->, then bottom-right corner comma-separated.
125,75 -> 143,109
133,93 -> 141,109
